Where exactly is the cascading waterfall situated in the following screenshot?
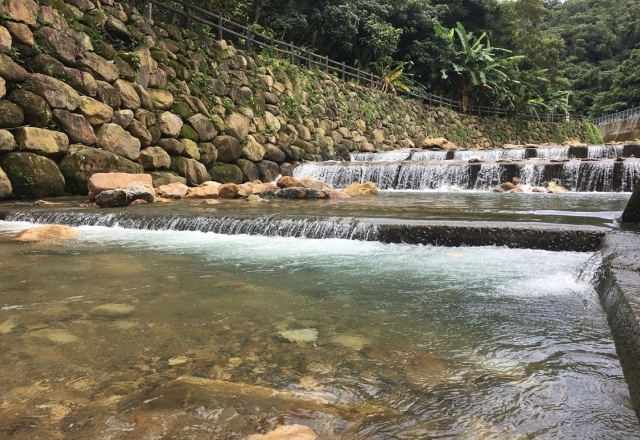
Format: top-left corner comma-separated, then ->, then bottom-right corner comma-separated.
474,164 -> 504,189
293,162 -> 400,189
3,211 -> 380,241
519,163 -> 547,187
412,150 -> 448,161
395,163 -> 470,190
587,145 -> 623,159
536,147 -> 570,159
350,150 -> 412,162
453,149 -> 525,161
621,160 -> 640,191
575,161 -> 615,192
562,160 -> 582,191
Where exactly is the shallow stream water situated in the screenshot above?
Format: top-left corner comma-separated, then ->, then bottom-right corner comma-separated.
0,221 -> 638,439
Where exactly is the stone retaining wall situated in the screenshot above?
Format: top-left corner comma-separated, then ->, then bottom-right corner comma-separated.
0,0 -> 598,200
595,232 -> 640,420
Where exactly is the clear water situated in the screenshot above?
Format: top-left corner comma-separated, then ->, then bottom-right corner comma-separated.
0,221 -> 638,439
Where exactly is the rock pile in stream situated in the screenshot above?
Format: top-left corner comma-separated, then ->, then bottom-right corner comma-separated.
0,0 -> 596,200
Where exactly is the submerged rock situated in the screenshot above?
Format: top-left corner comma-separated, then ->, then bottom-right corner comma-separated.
247,425 -> 317,440
342,181 -> 378,197
91,303 -> 135,317
13,224 -> 79,242
279,328 -> 318,343
261,188 -> 332,200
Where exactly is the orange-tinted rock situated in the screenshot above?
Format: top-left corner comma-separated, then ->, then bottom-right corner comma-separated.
277,176 -> 302,188
156,182 -> 189,199
13,225 -> 78,242
218,183 -> 239,199
343,181 -> 378,196
87,172 -> 154,201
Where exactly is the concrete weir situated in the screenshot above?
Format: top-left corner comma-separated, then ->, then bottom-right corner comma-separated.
595,232 -> 640,419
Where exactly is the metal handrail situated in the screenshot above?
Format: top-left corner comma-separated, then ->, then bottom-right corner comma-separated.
139,0 -> 578,122
591,106 -> 640,126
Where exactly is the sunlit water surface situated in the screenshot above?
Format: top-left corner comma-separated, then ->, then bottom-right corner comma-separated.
0,222 -> 638,439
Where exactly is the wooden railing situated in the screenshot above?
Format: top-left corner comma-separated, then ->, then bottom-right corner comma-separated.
136,0 -> 579,122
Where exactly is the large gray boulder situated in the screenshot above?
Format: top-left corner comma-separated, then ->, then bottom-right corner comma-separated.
208,162 -> 243,184
59,145 -> 143,194
213,135 -> 242,163
52,109 -> 96,145
96,123 -> 141,161
14,127 -> 69,156
0,166 -> 12,198
622,182 -> 640,223
187,114 -> 216,142
170,156 -> 210,186
235,158 -> 259,182
8,89 -> 52,127
256,160 -> 279,183
0,152 -> 65,198
23,73 -> 81,111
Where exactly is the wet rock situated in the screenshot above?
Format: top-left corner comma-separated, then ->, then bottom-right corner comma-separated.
185,184 -> 219,198
277,176 -> 302,188
95,184 -> 155,207
279,329 -> 318,342
59,145 -> 143,194
156,181 -> 190,198
492,186 -> 505,193
0,152 -> 65,198
218,183 -> 239,199
87,172 -> 154,201
23,73 -> 81,111
8,90 -> 52,127
261,188 -> 331,200
298,176 -> 333,191
170,156 -> 210,186
209,162 -> 243,184
247,425 -> 317,440
331,334 -> 369,351
13,224 -> 78,242
531,187 -> 546,193
91,303 -> 135,317
343,182 -> 378,197
78,96 -> 114,126
622,182 -> 640,223
256,160 -> 279,183
52,109 -> 96,145
546,181 -> 568,194
96,123 -> 141,161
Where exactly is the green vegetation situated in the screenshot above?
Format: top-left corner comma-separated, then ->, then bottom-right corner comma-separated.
187,0 -> 638,117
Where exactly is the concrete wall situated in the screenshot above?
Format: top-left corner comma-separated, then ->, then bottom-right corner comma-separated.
599,116 -> 640,142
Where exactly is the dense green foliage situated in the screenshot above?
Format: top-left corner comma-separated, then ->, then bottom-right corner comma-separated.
192,0 -> 639,116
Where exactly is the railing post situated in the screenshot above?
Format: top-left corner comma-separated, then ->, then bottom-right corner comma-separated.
184,3 -> 190,29
290,42 -> 294,64
218,15 -> 223,40
307,51 -> 311,69
325,56 -> 328,73
245,26 -> 252,53
341,62 -> 345,81
370,72 -> 374,88
356,68 -> 360,85
143,0 -> 152,19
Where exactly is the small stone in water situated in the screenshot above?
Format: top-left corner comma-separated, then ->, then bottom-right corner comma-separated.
247,424 -> 317,440
26,328 -> 78,343
168,356 -> 191,366
331,334 -> 369,351
279,329 -> 318,343
91,303 -> 135,317
0,318 -> 16,334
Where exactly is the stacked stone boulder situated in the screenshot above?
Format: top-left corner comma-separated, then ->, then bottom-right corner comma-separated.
0,0 -> 596,200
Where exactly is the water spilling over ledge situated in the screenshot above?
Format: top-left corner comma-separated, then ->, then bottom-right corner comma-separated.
295,158 -> 640,192
1,209 -> 607,251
